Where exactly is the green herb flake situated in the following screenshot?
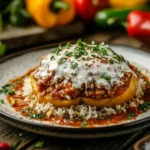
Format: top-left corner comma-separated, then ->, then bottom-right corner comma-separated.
91,41 -> 95,45
0,99 -> 4,104
101,74 -> 111,81
29,113 -> 45,119
71,62 -> 78,69
86,57 -> 92,61
127,112 -> 135,119
113,55 -> 124,62
77,39 -> 86,47
0,84 -> 15,95
66,42 -> 71,49
100,48 -> 108,56
65,51 -> 72,56
55,45 -> 62,55
85,63 -> 88,67
50,55 -> 55,60
80,120 -> 88,128
58,57 -> 67,65
138,102 -> 150,112
74,51 -> 81,58
35,141 -> 44,148
109,59 -> 114,64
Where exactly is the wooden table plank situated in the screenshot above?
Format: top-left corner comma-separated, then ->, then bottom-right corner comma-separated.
0,121 -> 39,150
0,21 -> 85,51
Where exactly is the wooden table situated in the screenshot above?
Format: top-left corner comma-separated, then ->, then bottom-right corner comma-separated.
0,29 -> 150,150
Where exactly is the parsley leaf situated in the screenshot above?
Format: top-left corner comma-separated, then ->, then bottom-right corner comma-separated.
29,113 -> 45,119
0,84 -> 15,95
127,112 -> 135,119
80,120 -> 88,128
50,55 -> 55,60
55,45 -> 62,55
65,51 -> 72,56
35,141 -> 44,148
0,99 -> 4,104
101,74 -> 111,81
58,57 -> 67,64
71,62 -> 78,69
66,42 -> 71,49
138,102 -> 150,112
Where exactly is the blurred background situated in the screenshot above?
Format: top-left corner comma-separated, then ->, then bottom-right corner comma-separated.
0,0 -> 150,57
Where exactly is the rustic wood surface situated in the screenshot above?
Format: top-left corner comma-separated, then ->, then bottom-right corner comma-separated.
0,28 -> 150,150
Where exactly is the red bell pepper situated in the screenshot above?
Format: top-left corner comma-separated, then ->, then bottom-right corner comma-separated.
74,0 -> 108,22
127,11 -> 150,45
0,142 -> 12,150
0,141 -> 21,150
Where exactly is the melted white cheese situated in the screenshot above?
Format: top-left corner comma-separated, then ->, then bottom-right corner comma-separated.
34,43 -> 136,89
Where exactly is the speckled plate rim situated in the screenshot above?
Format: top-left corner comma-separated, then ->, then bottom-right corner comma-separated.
0,43 -> 150,138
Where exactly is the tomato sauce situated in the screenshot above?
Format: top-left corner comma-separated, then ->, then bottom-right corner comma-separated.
5,70 -> 150,127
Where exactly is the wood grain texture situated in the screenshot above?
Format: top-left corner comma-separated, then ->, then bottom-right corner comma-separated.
0,21 -> 85,51
0,31 -> 150,150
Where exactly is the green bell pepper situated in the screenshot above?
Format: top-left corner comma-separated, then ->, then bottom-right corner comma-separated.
95,6 -> 150,27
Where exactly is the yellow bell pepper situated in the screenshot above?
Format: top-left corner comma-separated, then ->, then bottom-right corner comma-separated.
82,75 -> 138,108
109,0 -> 147,8
25,0 -> 75,28
30,73 -> 138,108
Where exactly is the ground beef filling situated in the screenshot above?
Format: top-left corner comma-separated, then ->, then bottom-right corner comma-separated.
34,71 -> 132,100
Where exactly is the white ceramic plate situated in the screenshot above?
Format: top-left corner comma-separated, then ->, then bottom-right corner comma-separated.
0,44 -> 150,138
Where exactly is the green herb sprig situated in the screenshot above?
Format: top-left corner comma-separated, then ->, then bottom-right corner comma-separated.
71,62 -> 78,69
0,84 -> 15,95
80,120 -> 88,128
0,99 -> 4,104
29,113 -> 45,119
138,102 -> 150,112
66,42 -> 71,49
58,57 -> 67,64
101,74 -> 111,81
35,141 -> 44,148
127,112 -> 135,119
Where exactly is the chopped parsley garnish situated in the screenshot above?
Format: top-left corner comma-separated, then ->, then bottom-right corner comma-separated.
71,62 -> 78,69
113,55 -> 124,62
66,42 -> 71,49
58,57 -> 67,64
50,55 -> 55,60
91,41 -> 95,45
85,63 -> 88,67
91,54 -> 99,59
101,74 -> 111,81
109,59 -> 114,64
127,112 -> 135,119
0,99 -> 4,104
80,120 -> 88,128
74,47 -> 88,59
77,39 -> 86,47
0,84 -> 15,95
86,57 -> 92,61
138,102 -> 150,112
35,141 -> 44,148
29,113 -> 45,119
100,48 -> 108,56
55,45 -> 62,55
65,51 -> 73,56
74,51 -> 81,58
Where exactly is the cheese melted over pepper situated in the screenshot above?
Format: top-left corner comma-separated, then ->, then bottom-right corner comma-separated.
34,41 -> 136,90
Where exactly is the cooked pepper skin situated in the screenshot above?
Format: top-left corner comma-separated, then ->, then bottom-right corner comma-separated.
95,6 -> 150,27
30,74 -> 138,108
109,0 -> 147,8
127,11 -> 150,45
25,0 -> 75,28
74,0 -> 108,22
